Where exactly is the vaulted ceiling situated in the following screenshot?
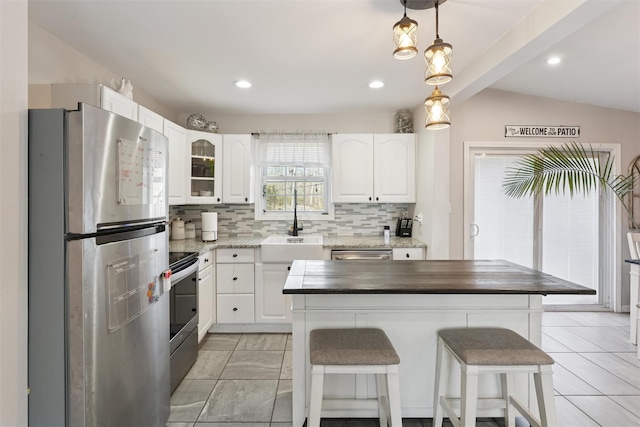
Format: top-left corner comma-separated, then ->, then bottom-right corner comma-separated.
29,0 -> 640,115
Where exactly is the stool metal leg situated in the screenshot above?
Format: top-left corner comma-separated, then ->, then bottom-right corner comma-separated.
432,338 -> 447,427
534,366 -> 557,427
309,365 -> 325,427
460,364 -> 479,427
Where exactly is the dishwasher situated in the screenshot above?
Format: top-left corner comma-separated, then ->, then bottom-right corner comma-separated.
330,249 -> 392,260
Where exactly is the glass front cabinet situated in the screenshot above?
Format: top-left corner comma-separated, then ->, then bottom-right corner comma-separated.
185,130 -> 222,204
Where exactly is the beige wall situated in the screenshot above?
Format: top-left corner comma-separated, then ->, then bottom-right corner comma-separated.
449,88 -> 640,259
178,111 -> 398,134
1,1 -> 28,425
449,88 -> 640,308
28,22 -> 179,121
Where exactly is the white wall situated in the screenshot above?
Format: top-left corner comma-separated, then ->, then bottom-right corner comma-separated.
0,1 -> 28,425
411,106 -> 451,259
28,22 -> 178,121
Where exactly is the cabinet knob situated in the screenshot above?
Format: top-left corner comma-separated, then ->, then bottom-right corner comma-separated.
204,258 -> 209,262
217,197 -> 221,202
244,197 -> 248,202
369,196 -> 372,201
406,253 -> 410,258
376,196 -> 379,201
233,277 -> 238,281
233,253 -> 238,258
287,266 -> 291,271
233,307 -> 238,312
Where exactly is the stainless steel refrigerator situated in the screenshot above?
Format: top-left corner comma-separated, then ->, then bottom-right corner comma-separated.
28,103 -> 170,426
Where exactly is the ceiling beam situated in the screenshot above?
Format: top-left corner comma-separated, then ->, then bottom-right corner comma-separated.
448,0 -> 624,106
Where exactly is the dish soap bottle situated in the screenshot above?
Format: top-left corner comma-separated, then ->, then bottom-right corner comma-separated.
383,225 -> 390,244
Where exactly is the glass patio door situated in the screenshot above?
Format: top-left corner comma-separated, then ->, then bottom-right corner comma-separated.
469,152 -> 600,306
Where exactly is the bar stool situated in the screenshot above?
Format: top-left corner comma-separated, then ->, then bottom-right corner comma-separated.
433,328 -> 557,427
308,328 -> 402,427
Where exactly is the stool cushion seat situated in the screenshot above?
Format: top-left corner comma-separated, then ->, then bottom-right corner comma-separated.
438,328 -> 554,366
310,328 -> 400,365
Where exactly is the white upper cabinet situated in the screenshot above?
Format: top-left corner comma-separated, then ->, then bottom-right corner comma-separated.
137,105 -> 164,133
185,130 -> 223,204
222,134 -> 254,204
164,119 -> 187,205
332,133 -> 415,203
332,134 -> 374,203
373,134 -> 416,203
100,86 -> 138,121
50,84 -> 138,121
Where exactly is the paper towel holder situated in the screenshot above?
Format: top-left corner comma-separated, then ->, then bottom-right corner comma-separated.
201,212 -> 218,242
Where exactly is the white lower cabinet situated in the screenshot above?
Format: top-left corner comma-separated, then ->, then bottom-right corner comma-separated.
392,248 -> 425,260
197,250 -> 215,342
216,249 -> 255,324
255,263 -> 292,323
217,294 -> 255,323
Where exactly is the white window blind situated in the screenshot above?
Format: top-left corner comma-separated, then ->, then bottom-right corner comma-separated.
259,132 -> 330,167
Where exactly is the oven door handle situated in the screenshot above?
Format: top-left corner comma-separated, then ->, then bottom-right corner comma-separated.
169,258 -> 199,284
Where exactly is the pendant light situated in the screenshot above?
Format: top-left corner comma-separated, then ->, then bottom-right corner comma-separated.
424,0 -> 453,84
424,86 -> 450,129
393,0 -> 418,60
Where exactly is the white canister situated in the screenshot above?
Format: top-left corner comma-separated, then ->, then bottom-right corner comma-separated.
201,212 -> 218,242
185,222 -> 196,239
171,218 -> 185,240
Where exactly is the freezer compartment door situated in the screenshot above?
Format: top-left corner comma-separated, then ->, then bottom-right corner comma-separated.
67,229 -> 170,426
67,103 -> 168,234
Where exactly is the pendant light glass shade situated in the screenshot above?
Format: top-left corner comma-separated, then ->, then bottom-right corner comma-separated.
424,0 -> 453,84
424,39 -> 453,84
424,86 -> 450,129
393,2 -> 418,60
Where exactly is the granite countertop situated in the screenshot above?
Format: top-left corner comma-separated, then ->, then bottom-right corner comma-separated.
169,235 -> 427,254
283,259 -> 597,295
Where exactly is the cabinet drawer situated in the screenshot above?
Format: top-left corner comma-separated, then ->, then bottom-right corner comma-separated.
198,250 -> 214,271
392,248 -> 424,260
216,248 -> 255,263
216,294 -> 254,323
217,264 -> 254,293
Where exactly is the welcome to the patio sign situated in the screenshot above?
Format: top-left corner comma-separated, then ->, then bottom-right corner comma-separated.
505,125 -> 580,138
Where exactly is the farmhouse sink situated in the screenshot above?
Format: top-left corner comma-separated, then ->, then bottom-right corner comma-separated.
261,235 -> 324,262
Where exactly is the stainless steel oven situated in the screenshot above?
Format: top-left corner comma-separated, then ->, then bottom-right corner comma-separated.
168,251 -> 199,393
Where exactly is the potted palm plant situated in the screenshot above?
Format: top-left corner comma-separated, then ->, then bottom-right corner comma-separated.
502,141 -> 637,227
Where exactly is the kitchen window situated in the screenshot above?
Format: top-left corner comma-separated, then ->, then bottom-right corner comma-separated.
255,132 -> 333,220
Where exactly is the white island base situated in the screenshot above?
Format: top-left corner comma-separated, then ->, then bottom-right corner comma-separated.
290,293 -> 544,426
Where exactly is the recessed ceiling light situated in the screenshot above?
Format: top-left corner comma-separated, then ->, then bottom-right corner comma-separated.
234,80 -> 252,88
369,80 -> 384,89
547,56 -> 561,65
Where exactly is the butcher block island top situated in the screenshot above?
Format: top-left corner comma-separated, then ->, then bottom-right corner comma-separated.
283,259 -> 596,295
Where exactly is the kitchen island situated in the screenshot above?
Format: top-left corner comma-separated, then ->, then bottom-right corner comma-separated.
283,259 -> 595,425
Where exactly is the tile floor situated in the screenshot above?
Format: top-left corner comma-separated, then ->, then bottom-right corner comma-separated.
167,311 -> 640,427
